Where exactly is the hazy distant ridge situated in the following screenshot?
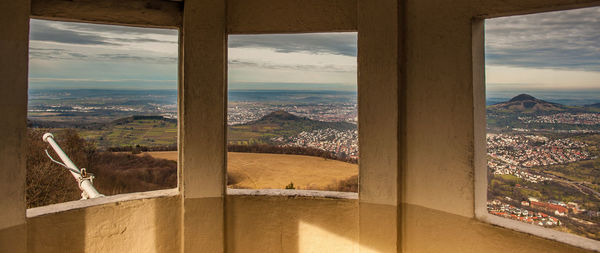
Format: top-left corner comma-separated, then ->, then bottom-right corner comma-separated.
241,110 -> 356,130
488,94 -> 567,113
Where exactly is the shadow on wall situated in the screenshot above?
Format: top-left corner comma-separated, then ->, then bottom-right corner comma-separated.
225,195 -> 398,253
400,203 -> 595,253
23,195 -> 598,253
0,224 -> 27,252
154,195 -> 181,253
27,206 -> 86,253
26,195 -> 181,253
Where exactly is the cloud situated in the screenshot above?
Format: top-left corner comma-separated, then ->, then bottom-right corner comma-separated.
114,37 -> 177,44
29,47 -> 177,64
30,19 -> 178,46
28,19 -> 358,90
30,19 -> 114,45
29,77 -> 176,83
29,19 -> 178,64
487,65 -> 600,90
485,6 -> 600,72
228,59 -> 355,73
96,53 -> 177,64
229,33 -> 357,57
29,48 -> 89,60
59,22 -> 178,36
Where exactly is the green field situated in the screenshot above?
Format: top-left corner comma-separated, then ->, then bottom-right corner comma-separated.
39,110 -> 357,149
228,110 -> 356,145
79,118 -> 177,148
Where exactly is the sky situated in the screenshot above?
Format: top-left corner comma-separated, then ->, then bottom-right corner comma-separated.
29,19 -> 179,90
228,34 -> 357,90
485,6 -> 600,93
28,6 -> 599,92
28,20 -> 357,91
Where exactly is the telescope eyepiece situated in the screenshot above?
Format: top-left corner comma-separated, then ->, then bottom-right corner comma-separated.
42,133 -> 55,143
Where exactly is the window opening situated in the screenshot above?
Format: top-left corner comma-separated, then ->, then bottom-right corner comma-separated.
227,33 -> 358,192
484,6 -> 600,242
27,19 -> 179,208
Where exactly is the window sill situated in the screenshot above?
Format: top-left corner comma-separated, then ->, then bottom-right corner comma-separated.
226,188 -> 358,200
477,212 -> 600,251
26,188 -> 179,218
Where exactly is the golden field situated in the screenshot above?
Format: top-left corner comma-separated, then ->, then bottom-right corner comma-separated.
145,151 -> 358,190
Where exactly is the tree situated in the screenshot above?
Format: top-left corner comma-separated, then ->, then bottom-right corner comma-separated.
26,129 -> 81,208
285,182 -> 295,189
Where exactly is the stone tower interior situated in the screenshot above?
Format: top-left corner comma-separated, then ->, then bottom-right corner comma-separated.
1,0 -> 600,252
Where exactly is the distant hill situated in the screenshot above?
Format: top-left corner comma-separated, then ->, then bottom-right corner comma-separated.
244,110 -> 355,130
228,110 -> 356,145
585,103 -> 600,108
110,115 -> 176,126
28,115 -> 176,130
488,94 -> 567,113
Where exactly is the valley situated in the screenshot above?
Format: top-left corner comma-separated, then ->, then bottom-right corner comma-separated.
486,94 -> 600,240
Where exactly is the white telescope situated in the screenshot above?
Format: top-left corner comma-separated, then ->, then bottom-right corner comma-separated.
43,133 -> 104,199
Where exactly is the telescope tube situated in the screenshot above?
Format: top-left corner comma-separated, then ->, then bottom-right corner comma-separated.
43,133 -> 103,199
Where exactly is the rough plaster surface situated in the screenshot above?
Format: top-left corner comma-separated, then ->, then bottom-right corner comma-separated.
357,0 -> 399,207
227,0 -> 357,34
27,189 -> 178,218
357,0 -> 401,251
470,0 -> 600,18
0,224 -> 26,253
183,197 -> 224,252
181,0 -> 227,250
401,203 -> 594,253
0,0 -> 28,234
31,0 -> 182,28
181,0 -> 226,199
359,203 -> 398,253
10,196 -> 600,253
403,0 -> 476,218
226,195 -> 359,253
27,195 -> 181,253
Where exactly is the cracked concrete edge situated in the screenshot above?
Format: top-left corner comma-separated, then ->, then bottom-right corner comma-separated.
227,188 -> 359,200
26,188 -> 180,218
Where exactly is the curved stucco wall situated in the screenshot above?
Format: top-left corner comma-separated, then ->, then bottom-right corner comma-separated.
2,0 -> 600,252
17,192 -> 598,253
23,191 -> 361,253
226,191 -> 360,253
26,190 -> 181,253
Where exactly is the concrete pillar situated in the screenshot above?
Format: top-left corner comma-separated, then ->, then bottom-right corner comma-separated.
357,0 -> 400,251
181,0 -> 227,251
0,0 -> 29,252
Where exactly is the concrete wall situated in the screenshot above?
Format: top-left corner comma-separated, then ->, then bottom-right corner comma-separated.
357,0 -> 400,250
400,0 -> 600,252
30,0 -> 181,28
16,194 -> 597,253
226,194 -> 359,253
26,193 -> 181,253
402,204 -> 592,253
0,0 -> 29,252
20,193 -> 361,253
